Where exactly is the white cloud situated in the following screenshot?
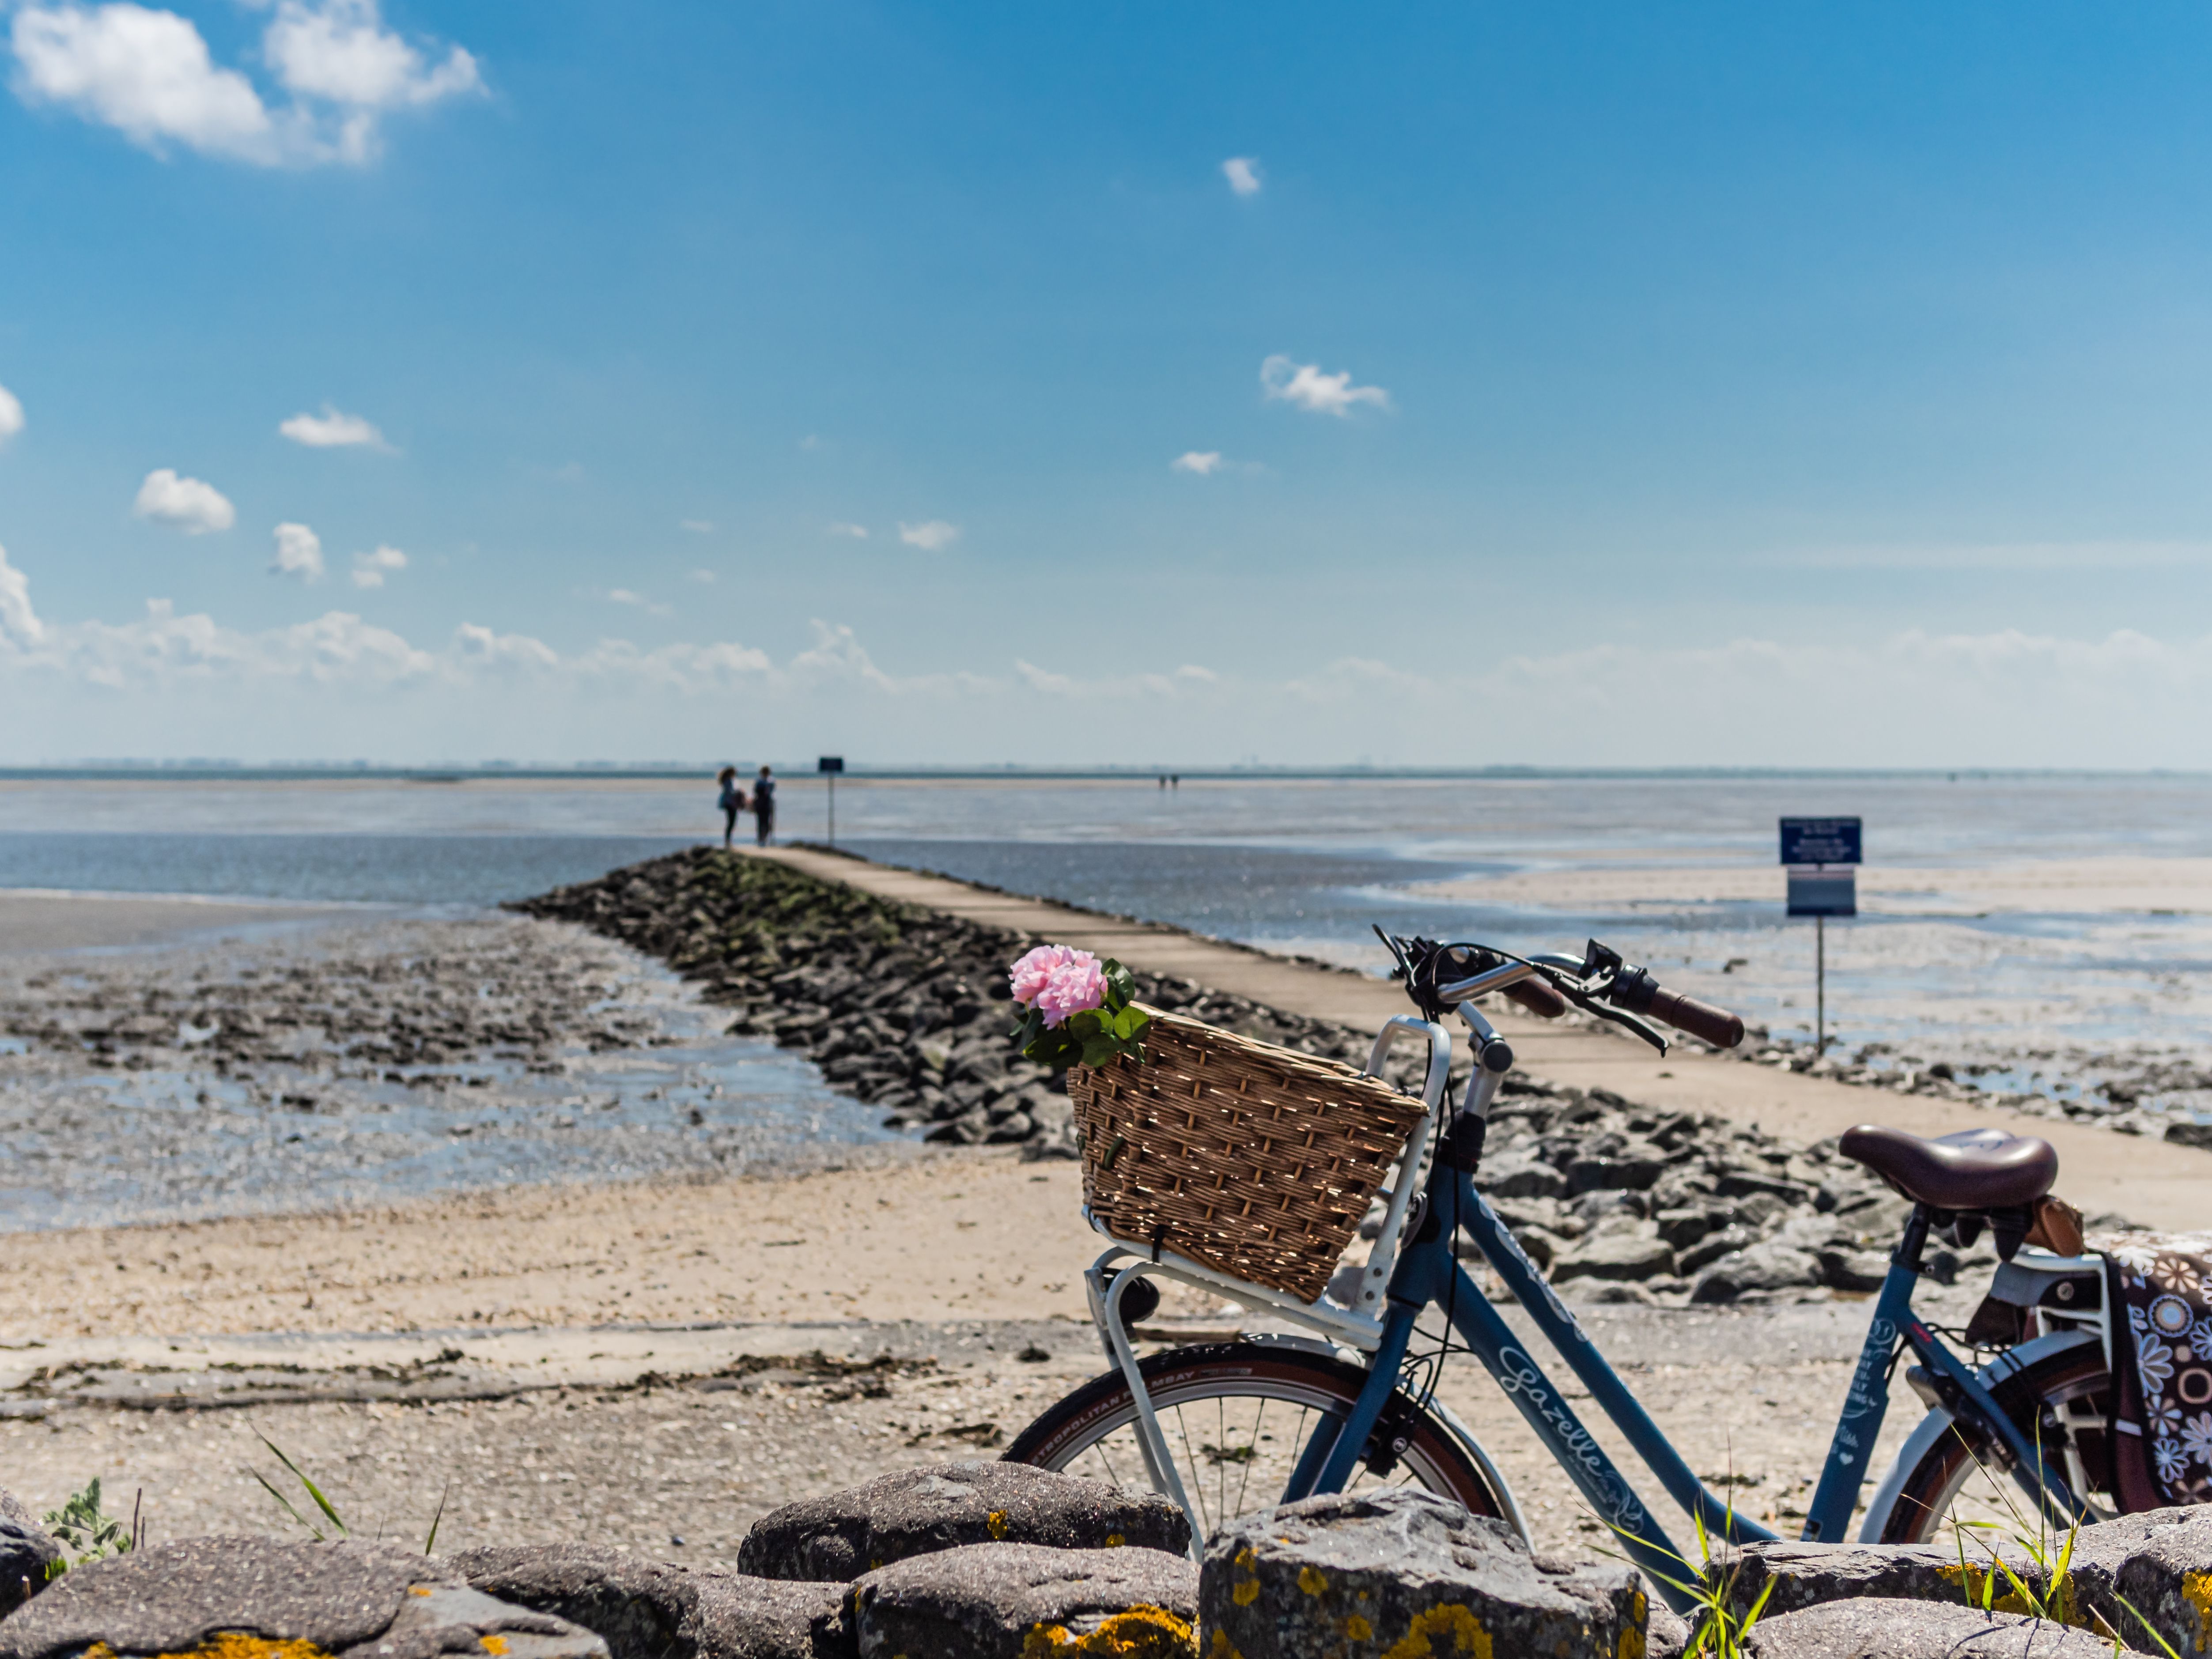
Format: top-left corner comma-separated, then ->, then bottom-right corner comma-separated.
1171,450 -> 1224,475
452,622 -> 557,671
349,544 -> 406,588
12,3 -> 274,159
679,519 -> 713,534
606,588 -> 672,616
263,0 -> 478,110
280,404 -> 388,449
134,467 -> 234,533
1261,354 -> 1391,417
270,521 -> 324,580
898,520 -> 959,551
9,0 -> 480,167
687,568 -> 716,584
827,522 -> 869,539
0,544 -> 44,645
0,383 -> 23,446
1222,156 -> 1261,197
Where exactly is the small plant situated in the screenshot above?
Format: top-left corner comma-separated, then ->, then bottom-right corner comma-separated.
1592,1480 -> 1774,1659
244,1434 -> 349,1542
42,1478 -> 143,1576
1007,946 -> 1150,1070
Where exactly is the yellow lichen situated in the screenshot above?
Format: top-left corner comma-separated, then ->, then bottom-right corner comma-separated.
82,1636 -> 332,1659
1298,1567 -> 1329,1597
989,1510 -> 1011,1540
1936,1563 -> 2079,1626
1378,1604 -> 1494,1659
1346,1613 -> 1375,1641
2182,1571 -> 2212,1652
480,1639 -> 507,1656
1208,1634 -> 1244,1659
1107,1534 -> 1126,1548
1231,1578 -> 1261,1607
1019,1606 -> 1197,1657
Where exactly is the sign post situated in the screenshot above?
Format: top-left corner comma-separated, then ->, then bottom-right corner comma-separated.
1781,817 -> 1860,1055
818,756 -> 844,846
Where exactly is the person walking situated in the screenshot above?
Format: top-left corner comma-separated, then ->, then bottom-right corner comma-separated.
752,764 -> 777,845
716,766 -> 748,848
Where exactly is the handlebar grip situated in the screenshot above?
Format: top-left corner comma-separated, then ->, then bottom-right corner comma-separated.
1646,988 -> 1745,1050
1504,978 -> 1569,1019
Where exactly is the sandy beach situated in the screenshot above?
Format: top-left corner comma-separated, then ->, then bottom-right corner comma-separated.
0,850 -> 2189,1572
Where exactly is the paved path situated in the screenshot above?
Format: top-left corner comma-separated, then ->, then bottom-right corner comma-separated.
758,844 -> 2205,1230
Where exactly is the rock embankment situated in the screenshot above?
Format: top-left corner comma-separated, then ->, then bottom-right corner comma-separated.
512,849 -> 1374,1161
516,848 -> 1946,1306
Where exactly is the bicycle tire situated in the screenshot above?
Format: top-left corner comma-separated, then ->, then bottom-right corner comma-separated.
1862,1332 -> 2114,1545
1003,1342 -> 1505,1542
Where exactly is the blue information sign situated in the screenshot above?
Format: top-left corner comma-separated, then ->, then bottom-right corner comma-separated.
1780,816 -> 1862,867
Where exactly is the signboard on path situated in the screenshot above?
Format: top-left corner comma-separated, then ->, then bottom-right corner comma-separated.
1779,816 -> 1862,867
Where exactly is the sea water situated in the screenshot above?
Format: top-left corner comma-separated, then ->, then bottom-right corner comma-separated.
4,770 -> 2211,1117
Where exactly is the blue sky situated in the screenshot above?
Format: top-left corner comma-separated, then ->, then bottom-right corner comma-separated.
4,2 -> 2212,765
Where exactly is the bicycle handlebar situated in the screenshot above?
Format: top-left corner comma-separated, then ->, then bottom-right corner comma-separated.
1502,977 -> 1569,1019
1641,987 -> 1745,1050
1604,960 -> 1745,1049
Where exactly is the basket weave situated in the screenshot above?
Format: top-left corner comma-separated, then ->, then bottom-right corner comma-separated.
1068,1005 -> 1429,1303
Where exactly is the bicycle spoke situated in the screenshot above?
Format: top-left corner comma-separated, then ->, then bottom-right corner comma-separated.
1221,1406 -> 1239,1531
1172,1406 -> 1211,1539
1233,1397 -> 1267,1518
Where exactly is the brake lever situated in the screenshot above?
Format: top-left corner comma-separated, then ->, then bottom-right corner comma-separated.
1548,968 -> 1671,1055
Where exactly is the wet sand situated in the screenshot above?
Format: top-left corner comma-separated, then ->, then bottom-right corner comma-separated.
0,891 -> 362,954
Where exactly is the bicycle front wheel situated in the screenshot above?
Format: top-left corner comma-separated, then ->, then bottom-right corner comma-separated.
1003,1342 -> 1505,1544
1862,1332 -> 2114,1544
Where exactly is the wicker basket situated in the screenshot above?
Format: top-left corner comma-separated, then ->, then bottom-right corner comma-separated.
1068,1005 -> 1429,1303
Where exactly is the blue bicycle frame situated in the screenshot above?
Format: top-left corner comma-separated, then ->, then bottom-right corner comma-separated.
1271,1026 -> 2091,1614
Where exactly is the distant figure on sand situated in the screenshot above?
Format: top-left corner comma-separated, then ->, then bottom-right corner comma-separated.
752,765 -> 776,845
716,767 -> 748,848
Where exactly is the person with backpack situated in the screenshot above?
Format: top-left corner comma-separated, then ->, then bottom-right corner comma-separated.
716,766 -> 748,848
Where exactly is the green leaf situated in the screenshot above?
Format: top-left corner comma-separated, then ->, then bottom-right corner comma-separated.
1112,1006 -> 1149,1039
256,1434 -> 348,1540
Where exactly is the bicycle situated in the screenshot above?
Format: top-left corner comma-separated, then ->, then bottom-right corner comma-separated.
1004,932 -> 2118,1611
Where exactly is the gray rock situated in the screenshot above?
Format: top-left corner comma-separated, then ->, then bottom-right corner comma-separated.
737,1462 -> 1187,1583
1550,1228 -> 1675,1282
1482,1152 -> 1567,1199
1690,1243 -> 1823,1304
1675,1225 -> 1759,1276
1565,1148 -> 1666,1193
1745,1600 -> 2148,1659
449,1544 -> 842,1659
1717,1511 -> 2212,1659
0,1490 -> 59,1621
1811,1243 -> 1890,1292
843,1542 -> 1195,1658
0,1538 -> 607,1659
1654,1206 -> 1728,1249
1200,1489 -> 1646,1659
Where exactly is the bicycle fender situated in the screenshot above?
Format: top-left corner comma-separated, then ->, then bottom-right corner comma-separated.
1855,1329 -> 2102,1543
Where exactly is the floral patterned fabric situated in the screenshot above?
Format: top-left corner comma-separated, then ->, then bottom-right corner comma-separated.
2096,1228 -> 2212,1506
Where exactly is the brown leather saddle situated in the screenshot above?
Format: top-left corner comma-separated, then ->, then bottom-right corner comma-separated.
1838,1123 -> 2058,1212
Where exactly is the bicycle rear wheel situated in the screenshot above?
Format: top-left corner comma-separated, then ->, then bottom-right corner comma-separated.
1863,1333 -> 2114,1544
1003,1342 -> 1506,1545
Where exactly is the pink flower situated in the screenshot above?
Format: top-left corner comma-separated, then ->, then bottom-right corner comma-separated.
1035,951 -> 1108,1029
1009,944 -> 1075,1009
